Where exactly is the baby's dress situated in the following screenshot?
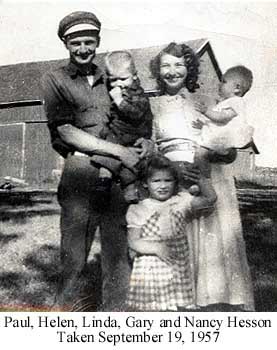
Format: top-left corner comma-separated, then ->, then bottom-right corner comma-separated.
201,96 -> 254,151
126,193 -> 195,311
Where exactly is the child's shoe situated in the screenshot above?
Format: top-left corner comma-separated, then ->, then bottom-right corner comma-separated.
188,184 -> 200,196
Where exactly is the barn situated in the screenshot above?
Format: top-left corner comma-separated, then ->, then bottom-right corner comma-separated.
0,38 -> 257,187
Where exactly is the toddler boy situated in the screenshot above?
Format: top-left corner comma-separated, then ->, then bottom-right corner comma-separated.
91,51 -> 153,203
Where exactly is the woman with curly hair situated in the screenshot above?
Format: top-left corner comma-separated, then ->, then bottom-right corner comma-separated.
150,42 -> 210,188
148,42 -> 254,311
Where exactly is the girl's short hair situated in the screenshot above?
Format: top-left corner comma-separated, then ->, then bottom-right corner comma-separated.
142,155 -> 178,184
150,42 -> 200,93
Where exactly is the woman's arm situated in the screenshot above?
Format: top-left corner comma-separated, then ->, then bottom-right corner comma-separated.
191,178 -> 217,215
208,148 -> 237,164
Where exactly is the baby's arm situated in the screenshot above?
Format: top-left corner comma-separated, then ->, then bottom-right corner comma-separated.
190,178 -> 217,216
194,102 -> 237,124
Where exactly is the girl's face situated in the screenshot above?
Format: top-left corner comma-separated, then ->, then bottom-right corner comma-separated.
146,169 -> 176,202
159,53 -> 188,94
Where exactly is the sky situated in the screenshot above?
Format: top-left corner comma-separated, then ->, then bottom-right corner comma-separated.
0,0 -> 277,167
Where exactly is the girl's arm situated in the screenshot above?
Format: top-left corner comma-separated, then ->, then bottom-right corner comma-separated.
127,227 -> 173,264
191,178 -> 217,215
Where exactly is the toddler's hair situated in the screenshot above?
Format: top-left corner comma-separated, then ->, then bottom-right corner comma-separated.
105,50 -> 137,75
224,65 -> 253,96
142,155 -> 178,184
150,42 -> 200,93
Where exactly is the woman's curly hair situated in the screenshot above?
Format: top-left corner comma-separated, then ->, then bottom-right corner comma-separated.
150,42 -> 200,93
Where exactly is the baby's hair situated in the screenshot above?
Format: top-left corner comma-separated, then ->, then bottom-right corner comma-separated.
142,155 -> 178,184
105,50 -> 137,75
224,65 -> 253,96
150,42 -> 200,93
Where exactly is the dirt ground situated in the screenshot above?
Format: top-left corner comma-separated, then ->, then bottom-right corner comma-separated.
0,212 -> 276,312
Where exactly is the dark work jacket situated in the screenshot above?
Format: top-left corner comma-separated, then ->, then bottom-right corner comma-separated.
41,61 -> 110,157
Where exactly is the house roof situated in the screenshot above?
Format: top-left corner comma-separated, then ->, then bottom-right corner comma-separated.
0,38 -> 221,103
0,39 -> 260,153
249,141 -> 259,154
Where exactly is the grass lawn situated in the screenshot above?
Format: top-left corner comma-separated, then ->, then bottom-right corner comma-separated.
0,214 -> 101,311
0,212 -> 276,312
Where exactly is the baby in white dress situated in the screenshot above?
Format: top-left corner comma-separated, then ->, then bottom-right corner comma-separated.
194,65 -> 254,153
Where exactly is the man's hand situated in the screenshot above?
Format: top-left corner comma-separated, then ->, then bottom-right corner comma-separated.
119,147 -> 140,172
133,138 -> 155,159
109,86 -> 123,106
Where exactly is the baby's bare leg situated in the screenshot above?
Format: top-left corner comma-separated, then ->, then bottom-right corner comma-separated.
99,167 -> 113,179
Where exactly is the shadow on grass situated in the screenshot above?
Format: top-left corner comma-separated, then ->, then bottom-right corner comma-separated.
24,244 -> 60,285
0,241 -> 102,311
70,254 -> 102,312
0,244 -> 59,310
254,286 -> 277,312
245,236 -> 277,311
0,272 -> 24,289
24,245 -> 102,311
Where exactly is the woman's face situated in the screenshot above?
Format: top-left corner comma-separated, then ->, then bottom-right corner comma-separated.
159,53 -> 188,94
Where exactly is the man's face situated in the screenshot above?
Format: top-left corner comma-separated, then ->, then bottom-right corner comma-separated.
65,33 -> 99,67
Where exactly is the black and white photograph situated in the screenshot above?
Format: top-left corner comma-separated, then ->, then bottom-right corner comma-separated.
0,0 -> 276,325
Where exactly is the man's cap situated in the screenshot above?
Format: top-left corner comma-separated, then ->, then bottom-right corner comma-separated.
58,11 -> 101,40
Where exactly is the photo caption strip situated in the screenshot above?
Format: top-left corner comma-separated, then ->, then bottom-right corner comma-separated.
0,312 -> 274,349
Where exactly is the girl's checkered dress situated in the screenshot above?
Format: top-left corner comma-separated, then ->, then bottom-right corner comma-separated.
126,194 -> 195,311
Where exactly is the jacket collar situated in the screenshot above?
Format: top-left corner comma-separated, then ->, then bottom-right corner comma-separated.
65,61 -> 104,84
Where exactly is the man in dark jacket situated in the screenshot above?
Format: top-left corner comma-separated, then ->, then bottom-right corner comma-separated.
41,11 -> 151,311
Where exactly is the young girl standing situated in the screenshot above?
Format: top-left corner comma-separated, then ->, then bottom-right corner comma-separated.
126,155 -> 217,311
